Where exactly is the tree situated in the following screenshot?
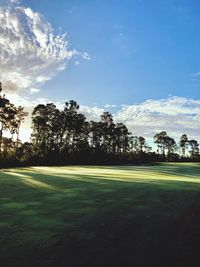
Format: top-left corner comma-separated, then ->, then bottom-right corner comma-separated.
31,104 -> 57,158
179,134 -> 188,157
115,123 -> 130,155
129,136 -> 140,153
154,131 -> 168,155
62,101 -> 86,153
165,136 -> 177,155
16,142 -> 34,162
154,131 -> 177,159
89,121 -> 102,151
15,106 -> 28,148
188,139 -> 199,160
138,136 -> 146,152
0,83 -> 28,158
100,112 -> 115,154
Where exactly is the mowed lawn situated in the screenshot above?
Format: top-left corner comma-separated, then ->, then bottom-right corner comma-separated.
0,163 -> 200,267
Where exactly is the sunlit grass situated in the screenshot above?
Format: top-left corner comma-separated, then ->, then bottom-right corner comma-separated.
7,171 -> 58,190
1,163 -> 200,266
5,162 -> 200,187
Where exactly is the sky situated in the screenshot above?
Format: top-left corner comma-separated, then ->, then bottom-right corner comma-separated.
0,0 -> 200,143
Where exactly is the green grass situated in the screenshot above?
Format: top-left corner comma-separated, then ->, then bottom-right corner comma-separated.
0,163 -> 200,267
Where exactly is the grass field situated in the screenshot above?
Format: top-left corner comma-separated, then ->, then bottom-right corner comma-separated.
0,163 -> 200,267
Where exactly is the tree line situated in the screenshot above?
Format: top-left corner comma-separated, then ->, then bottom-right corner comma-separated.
0,83 -> 199,167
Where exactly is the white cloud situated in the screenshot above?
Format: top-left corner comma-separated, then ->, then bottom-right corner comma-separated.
9,0 -> 21,4
104,104 -> 118,108
81,52 -> 91,60
30,88 -> 40,94
79,106 -> 105,121
0,0 -> 84,93
114,96 -> 200,140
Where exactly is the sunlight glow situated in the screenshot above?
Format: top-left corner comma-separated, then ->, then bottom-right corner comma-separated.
6,172 -> 58,190
25,165 -> 200,185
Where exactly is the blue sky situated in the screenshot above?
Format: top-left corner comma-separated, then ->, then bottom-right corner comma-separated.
21,0 -> 200,106
0,0 -> 200,141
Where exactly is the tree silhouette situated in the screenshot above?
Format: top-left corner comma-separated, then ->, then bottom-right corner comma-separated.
179,134 -> 189,157
0,81 -> 199,167
189,139 -> 199,160
154,131 -> 168,155
0,83 -> 28,160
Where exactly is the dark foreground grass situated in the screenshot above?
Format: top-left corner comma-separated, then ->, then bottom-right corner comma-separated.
0,163 -> 200,267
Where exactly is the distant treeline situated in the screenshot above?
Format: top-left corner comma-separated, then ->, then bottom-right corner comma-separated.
0,83 -> 199,167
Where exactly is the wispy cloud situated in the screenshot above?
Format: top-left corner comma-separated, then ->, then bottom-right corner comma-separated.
114,97 -> 200,140
191,72 -> 200,77
0,0 -> 89,93
104,104 -> 118,108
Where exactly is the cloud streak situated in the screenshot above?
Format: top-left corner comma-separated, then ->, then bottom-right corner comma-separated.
0,0 -> 80,92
